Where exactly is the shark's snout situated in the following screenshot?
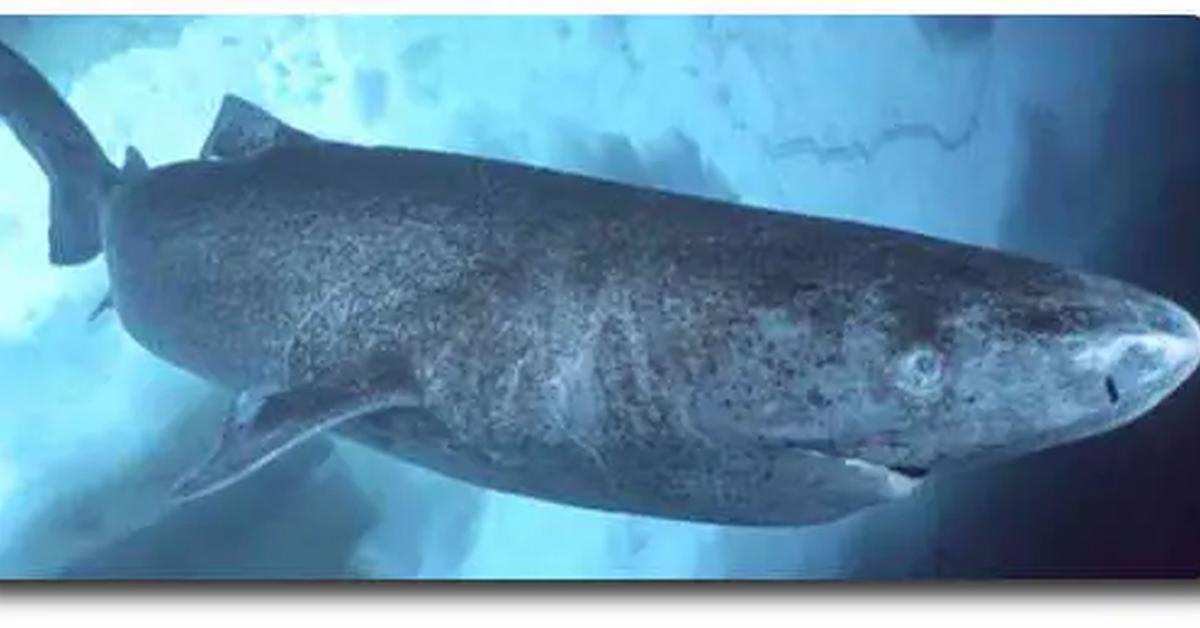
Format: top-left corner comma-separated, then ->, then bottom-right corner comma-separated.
1126,295 -> 1200,400
1073,291 -> 1200,422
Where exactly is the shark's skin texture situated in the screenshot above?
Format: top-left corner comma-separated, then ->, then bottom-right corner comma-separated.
4,41 -> 1199,525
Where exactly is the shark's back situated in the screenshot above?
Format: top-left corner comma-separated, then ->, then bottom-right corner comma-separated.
102,140 -> 849,391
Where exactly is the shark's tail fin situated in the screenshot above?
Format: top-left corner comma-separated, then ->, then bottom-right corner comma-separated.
0,41 -> 119,266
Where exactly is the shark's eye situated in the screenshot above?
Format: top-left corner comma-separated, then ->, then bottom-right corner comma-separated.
895,346 -> 945,397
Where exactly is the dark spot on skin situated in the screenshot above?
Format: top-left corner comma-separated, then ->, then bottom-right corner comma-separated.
815,353 -> 839,368
806,387 -> 832,409
1105,375 -> 1120,404
1010,304 -> 1105,337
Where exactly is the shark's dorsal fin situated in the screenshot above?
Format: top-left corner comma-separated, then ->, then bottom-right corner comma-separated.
199,94 -> 318,161
121,146 -> 149,180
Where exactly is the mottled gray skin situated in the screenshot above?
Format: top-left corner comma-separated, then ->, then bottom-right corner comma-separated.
105,142 -> 1199,525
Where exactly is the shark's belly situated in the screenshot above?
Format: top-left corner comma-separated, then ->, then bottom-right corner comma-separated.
340,329 -> 912,526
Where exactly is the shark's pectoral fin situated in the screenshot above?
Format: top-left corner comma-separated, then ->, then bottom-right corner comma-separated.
200,94 -> 318,161
170,382 -> 420,503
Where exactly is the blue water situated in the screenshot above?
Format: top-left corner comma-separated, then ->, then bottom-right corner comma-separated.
0,15 -> 1196,579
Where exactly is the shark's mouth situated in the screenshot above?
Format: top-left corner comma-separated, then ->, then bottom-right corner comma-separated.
886,464 -> 930,480
768,433 -> 934,483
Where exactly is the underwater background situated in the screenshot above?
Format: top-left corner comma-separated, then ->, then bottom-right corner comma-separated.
0,14 -> 1197,580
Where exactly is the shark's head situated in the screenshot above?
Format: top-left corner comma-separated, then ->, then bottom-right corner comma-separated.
844,251 -> 1200,476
